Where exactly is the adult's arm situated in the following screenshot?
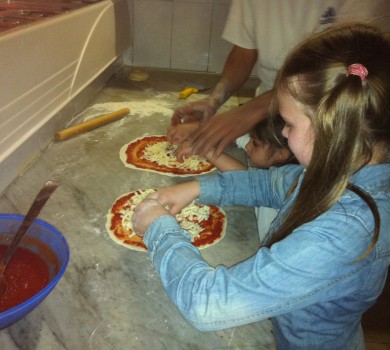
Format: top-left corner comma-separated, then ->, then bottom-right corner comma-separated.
208,45 -> 258,110
171,46 -> 257,126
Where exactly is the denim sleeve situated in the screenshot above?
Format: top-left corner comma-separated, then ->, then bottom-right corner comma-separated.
197,164 -> 303,209
143,187 -> 378,332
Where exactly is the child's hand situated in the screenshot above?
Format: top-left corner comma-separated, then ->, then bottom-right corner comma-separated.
132,181 -> 200,236
148,181 -> 200,216
132,198 -> 170,237
167,122 -> 200,144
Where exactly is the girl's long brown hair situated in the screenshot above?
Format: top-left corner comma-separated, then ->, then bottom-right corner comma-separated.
266,23 -> 390,260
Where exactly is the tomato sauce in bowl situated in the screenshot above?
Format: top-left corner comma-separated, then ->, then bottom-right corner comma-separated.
0,245 -> 50,312
0,214 -> 69,329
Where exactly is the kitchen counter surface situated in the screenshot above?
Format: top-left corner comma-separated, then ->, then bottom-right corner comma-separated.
0,67 -> 276,349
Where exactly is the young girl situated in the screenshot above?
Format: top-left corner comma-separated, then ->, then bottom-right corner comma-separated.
132,23 -> 390,349
170,116 -> 296,242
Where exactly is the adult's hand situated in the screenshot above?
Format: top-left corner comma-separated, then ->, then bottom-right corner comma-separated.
171,97 -> 219,126
166,122 -> 200,145
175,140 -> 194,162
186,90 -> 273,157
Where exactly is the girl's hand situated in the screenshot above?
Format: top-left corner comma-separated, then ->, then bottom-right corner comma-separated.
132,181 -> 201,236
148,181 -> 201,216
132,198 -> 170,237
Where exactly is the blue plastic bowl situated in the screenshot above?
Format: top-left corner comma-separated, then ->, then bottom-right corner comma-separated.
0,214 -> 69,329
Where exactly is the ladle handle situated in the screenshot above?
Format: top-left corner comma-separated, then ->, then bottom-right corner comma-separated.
0,180 -> 61,271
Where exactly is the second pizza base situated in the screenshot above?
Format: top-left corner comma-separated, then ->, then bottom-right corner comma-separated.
106,189 -> 227,252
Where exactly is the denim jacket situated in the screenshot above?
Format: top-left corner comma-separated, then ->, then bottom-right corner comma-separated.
144,164 -> 390,349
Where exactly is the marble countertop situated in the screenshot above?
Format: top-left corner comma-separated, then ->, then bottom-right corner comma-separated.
0,68 -> 276,349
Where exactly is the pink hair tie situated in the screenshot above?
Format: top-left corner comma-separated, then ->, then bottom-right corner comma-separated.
347,63 -> 368,81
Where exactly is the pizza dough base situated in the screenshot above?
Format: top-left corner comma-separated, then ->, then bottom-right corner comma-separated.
106,212 -> 147,252
106,190 -> 227,252
119,135 -> 216,177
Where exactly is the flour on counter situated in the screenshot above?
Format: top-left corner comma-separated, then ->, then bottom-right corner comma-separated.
68,91 -> 239,127
79,94 -> 177,124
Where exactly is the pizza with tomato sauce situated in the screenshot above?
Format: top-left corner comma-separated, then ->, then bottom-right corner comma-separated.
119,135 -> 215,176
106,189 -> 227,252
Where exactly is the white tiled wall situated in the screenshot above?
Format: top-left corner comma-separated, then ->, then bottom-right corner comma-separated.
124,0 -> 233,73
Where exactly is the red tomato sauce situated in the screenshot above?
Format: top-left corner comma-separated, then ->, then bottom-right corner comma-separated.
0,245 -> 50,312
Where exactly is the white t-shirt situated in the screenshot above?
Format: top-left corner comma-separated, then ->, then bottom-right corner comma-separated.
223,0 -> 390,91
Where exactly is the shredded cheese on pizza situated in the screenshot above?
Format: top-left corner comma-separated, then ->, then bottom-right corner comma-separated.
119,189 -> 210,241
142,141 -> 210,171
176,202 -> 210,239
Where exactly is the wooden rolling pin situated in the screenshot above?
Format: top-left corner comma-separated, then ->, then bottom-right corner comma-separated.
55,108 -> 130,141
